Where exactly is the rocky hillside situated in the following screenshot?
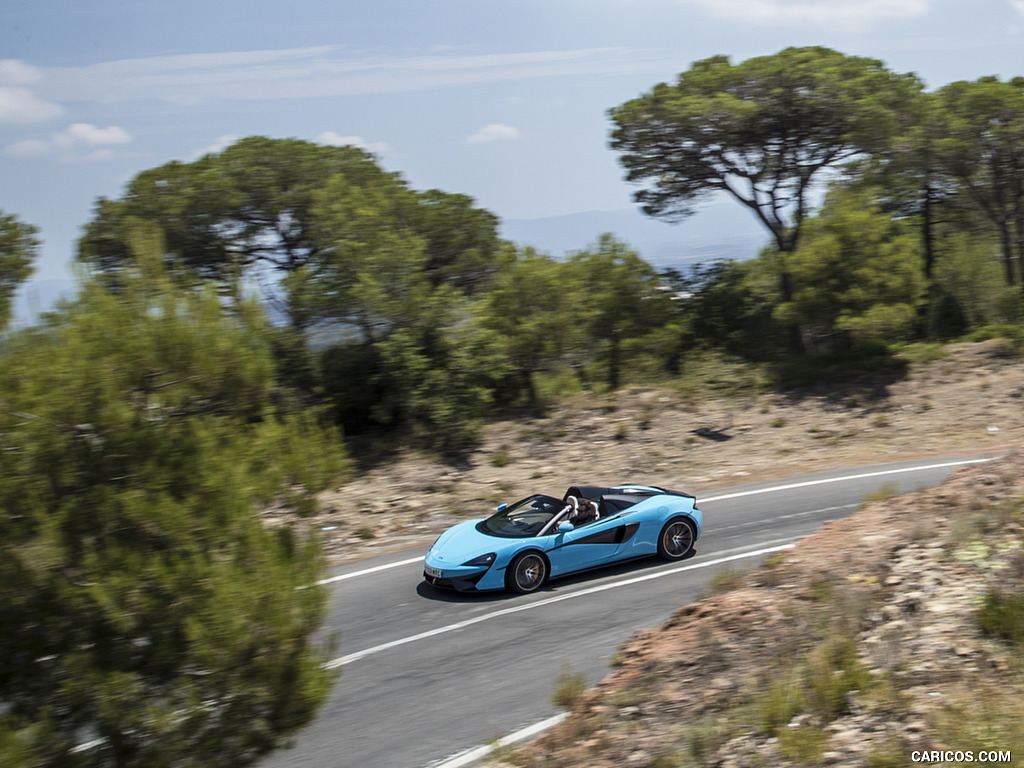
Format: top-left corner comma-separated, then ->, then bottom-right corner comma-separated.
495,450 -> 1024,768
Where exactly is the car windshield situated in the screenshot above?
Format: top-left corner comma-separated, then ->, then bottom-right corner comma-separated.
477,494 -> 567,538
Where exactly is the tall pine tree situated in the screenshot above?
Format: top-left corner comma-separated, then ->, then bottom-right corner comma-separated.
0,233 -> 346,767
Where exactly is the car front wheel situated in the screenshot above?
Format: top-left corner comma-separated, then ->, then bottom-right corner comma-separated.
506,551 -> 548,594
657,517 -> 696,561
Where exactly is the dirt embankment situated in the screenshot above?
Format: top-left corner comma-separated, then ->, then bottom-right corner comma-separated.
500,449 -> 1024,768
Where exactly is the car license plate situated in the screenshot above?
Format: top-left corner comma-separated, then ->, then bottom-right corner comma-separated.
424,565 -> 442,578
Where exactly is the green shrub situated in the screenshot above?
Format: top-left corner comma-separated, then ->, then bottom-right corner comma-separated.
866,736 -> 910,768
552,665 -> 587,710
977,589 -> 1024,645
894,341 -> 949,364
862,482 -> 900,505
927,291 -> 969,340
491,446 -> 511,467
707,566 -> 748,595
965,324 -> 1024,348
805,635 -> 871,721
778,725 -> 828,764
675,349 -> 768,398
758,669 -> 805,734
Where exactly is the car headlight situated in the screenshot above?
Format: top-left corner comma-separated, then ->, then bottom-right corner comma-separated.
461,552 -> 496,567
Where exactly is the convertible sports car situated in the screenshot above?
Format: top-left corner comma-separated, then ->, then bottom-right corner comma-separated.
422,484 -> 702,594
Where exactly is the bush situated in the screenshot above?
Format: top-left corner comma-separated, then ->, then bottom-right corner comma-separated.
977,589 -> 1024,645
758,668 -> 806,734
491,446 -> 511,467
894,341 -> 949,365
778,725 -> 828,764
769,343 -> 906,389
675,349 -> 768,398
965,324 -> 1024,348
927,291 -> 969,340
552,665 -> 588,709
805,635 -> 871,720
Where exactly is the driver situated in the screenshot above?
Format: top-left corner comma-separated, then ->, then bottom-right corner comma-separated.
574,498 -> 600,526
566,496 -> 599,527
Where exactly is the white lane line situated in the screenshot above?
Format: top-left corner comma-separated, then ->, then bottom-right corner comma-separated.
429,713 -> 570,768
698,458 -> 992,504
713,504 -> 856,534
319,458 -> 992,587
316,556 -> 423,586
324,540 -> 795,669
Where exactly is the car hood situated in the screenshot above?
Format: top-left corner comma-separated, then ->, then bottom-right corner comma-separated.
429,518 -> 511,564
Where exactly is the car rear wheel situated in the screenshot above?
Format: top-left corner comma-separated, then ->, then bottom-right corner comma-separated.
657,517 -> 696,561
506,551 -> 548,594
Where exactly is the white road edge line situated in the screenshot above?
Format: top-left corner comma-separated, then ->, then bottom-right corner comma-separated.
699,458 -> 992,504
428,712 -> 570,768
315,457 -> 991,587
324,540 -> 796,670
316,556 -> 424,586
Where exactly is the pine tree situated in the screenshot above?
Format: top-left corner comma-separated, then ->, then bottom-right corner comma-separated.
0,241 -> 346,766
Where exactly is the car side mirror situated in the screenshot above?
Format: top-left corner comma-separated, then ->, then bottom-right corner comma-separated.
557,521 -> 575,533
496,503 -> 508,512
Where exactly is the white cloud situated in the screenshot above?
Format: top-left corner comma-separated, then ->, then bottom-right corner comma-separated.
0,85 -> 63,123
315,132 -> 391,154
0,59 -> 44,85
56,122 -> 132,148
4,138 -> 50,156
31,46 -> 676,106
466,123 -> 521,144
5,122 -> 132,159
685,0 -> 933,27
1012,0 -> 1024,16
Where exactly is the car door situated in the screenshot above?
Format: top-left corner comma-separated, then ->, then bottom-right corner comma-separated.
543,516 -> 639,576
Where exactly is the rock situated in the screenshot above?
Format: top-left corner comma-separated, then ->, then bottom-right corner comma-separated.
881,604 -> 902,621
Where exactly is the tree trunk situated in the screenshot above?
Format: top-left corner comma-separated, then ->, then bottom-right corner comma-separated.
922,185 -> 937,280
607,336 -> 621,391
999,220 -> 1016,285
779,268 -> 806,356
1015,183 -> 1024,293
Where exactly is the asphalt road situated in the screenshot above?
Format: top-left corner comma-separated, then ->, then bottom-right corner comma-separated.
259,455 -> 995,768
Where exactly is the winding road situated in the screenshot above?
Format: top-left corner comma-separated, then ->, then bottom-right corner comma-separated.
259,455 -> 996,768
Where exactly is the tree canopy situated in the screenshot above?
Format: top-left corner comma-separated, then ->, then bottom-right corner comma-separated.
932,76 -> 1024,286
772,185 -> 926,349
0,244 -> 346,766
609,46 -> 919,254
0,210 -> 39,330
78,137 -> 501,327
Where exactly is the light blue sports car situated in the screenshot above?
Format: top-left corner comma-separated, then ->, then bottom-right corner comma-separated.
422,484 -> 702,594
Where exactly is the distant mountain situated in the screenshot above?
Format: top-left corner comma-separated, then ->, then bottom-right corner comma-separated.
500,201 -> 768,271
8,203 -> 766,329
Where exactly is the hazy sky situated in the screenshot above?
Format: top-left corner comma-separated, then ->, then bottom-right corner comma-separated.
2,0 -> 1023,281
